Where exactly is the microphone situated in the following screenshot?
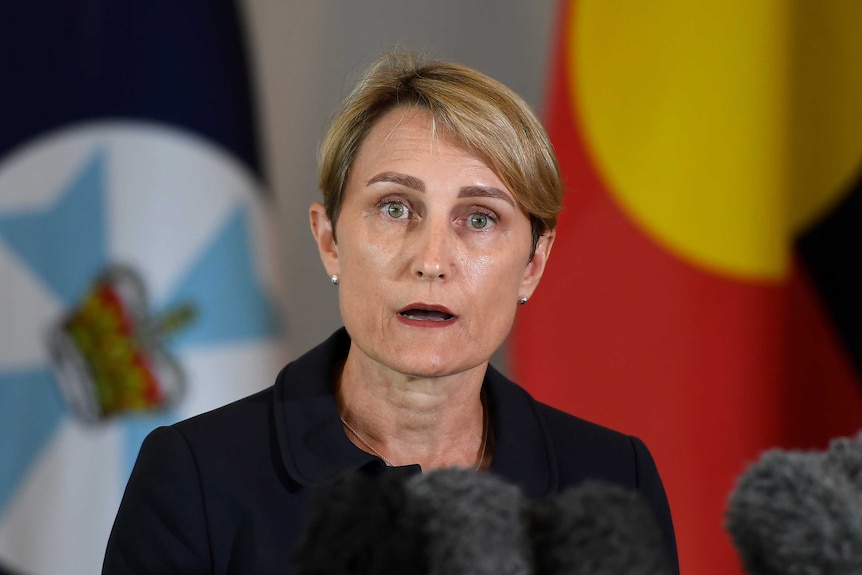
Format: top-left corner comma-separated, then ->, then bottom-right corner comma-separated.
529,481 -> 672,575
726,441 -> 862,575
406,468 -> 531,575
823,431 -> 862,489
292,469 -> 427,575
294,468 -> 672,575
293,468 -> 529,575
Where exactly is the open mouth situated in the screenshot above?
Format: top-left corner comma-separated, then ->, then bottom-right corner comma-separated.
398,305 -> 455,322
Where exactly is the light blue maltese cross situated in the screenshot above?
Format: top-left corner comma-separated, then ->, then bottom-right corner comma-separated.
0,148 -> 279,516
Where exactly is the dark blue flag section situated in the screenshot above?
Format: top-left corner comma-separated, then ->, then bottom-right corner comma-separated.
0,3 -> 283,574
0,2 -> 260,171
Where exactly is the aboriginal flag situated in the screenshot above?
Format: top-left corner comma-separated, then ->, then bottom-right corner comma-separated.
0,3 -> 282,574
512,2 -> 862,574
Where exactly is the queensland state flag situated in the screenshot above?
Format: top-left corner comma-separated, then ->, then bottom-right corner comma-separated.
0,3 -> 284,574
512,2 -> 862,574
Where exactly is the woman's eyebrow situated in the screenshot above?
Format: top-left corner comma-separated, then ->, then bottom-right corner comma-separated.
367,172 -> 424,191
459,186 -> 516,208
366,172 -> 515,208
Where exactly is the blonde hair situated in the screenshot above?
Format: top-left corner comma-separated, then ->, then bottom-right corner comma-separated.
319,50 -> 563,254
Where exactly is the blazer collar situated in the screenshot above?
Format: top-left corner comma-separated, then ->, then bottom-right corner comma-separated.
272,328 -> 556,498
272,328 -> 379,487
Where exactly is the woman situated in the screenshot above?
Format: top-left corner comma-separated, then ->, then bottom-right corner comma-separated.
103,51 -> 678,574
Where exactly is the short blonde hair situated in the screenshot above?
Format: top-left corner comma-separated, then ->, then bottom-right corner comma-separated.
319,50 -> 563,254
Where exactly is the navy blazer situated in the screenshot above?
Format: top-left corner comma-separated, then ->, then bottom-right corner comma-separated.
103,328 -> 679,574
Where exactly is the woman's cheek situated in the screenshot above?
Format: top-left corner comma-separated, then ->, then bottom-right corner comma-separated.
461,253 -> 494,290
356,232 -> 404,276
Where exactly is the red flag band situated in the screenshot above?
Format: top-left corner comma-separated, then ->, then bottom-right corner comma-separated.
513,2 -> 862,573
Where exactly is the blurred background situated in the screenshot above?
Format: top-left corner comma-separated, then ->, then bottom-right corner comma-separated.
2,2 -> 861,575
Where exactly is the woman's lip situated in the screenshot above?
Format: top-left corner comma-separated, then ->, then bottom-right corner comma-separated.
396,312 -> 457,328
396,303 -> 458,327
397,303 -> 456,316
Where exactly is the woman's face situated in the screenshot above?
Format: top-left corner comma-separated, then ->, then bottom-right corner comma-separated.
311,106 -> 554,379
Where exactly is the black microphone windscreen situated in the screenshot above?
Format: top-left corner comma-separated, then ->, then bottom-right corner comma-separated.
407,468 -> 531,575
530,481 -> 671,575
824,431 -> 862,490
726,449 -> 862,575
293,469 -> 427,575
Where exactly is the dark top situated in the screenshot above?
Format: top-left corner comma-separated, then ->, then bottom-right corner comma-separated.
103,328 -> 679,574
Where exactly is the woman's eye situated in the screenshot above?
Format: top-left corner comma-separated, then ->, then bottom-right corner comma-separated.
468,212 -> 492,229
384,202 -> 408,219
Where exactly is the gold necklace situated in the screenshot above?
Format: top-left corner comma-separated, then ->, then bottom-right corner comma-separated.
339,404 -> 489,471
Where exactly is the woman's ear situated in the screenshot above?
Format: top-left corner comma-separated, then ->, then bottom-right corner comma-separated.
519,230 -> 555,300
309,202 -> 339,276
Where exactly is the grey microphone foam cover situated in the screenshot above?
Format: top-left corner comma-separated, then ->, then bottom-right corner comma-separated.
530,481 -> 671,575
824,431 -> 862,491
726,449 -> 862,575
407,468 -> 532,575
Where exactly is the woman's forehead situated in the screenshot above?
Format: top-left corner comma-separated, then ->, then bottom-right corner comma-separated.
353,107 -> 505,183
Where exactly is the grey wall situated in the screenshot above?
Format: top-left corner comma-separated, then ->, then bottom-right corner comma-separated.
242,0 -> 557,363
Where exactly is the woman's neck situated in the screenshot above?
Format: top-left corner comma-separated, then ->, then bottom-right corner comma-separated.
335,343 -> 489,471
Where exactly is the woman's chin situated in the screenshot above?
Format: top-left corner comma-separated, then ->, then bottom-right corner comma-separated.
383,350 -> 488,381
344,319 -> 500,380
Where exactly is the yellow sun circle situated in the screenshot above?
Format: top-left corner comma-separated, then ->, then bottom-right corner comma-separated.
570,0 -> 862,280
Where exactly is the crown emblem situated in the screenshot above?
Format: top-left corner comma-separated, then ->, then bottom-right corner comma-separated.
48,265 -> 195,422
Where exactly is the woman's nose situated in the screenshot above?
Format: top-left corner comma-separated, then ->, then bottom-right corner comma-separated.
413,218 -> 452,280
